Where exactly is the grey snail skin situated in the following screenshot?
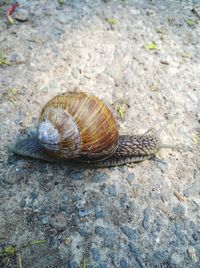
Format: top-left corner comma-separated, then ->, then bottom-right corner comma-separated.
11,91 -> 177,168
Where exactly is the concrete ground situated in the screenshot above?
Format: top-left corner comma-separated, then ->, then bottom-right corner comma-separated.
0,0 -> 200,267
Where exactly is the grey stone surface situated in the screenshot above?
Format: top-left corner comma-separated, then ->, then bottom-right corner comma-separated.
0,0 -> 200,267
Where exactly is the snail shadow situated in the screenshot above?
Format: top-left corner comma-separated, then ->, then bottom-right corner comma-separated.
6,152 -> 116,182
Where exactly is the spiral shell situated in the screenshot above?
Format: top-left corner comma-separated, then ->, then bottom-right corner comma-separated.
37,92 -> 119,161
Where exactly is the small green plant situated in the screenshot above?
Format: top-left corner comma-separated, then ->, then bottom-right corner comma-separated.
0,245 -> 15,267
116,106 -> 126,118
0,50 -> 10,66
6,88 -> 18,104
1,88 -> 19,105
150,83 -> 158,92
105,17 -> 118,26
0,240 -> 46,268
82,256 -> 86,268
57,0 -> 65,4
112,99 -> 130,120
167,16 -> 175,25
144,42 -> 158,51
187,18 -> 198,27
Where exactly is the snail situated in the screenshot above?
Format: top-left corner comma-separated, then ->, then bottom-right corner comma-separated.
11,91 -> 177,167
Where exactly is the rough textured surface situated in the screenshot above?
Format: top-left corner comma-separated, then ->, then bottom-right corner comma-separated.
0,0 -> 200,267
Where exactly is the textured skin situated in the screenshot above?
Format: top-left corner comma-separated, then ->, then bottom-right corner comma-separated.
74,135 -> 160,167
39,92 -> 119,160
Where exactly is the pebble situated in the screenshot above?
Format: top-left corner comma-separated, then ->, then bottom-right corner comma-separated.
26,213 -> 34,224
79,77 -> 88,85
20,198 -> 26,208
120,225 -> 137,240
50,213 -> 68,231
153,251 -> 166,262
173,204 -> 185,217
142,239 -> 151,248
71,194 -> 82,202
149,189 -> 160,200
49,237 -> 57,248
91,248 -> 101,262
118,166 -> 126,174
119,193 -> 128,208
71,68 -> 80,79
119,258 -> 128,268
95,210 -> 107,219
15,9 -> 29,22
95,225 -> 105,236
183,181 -> 200,197
160,59 -> 170,65
40,215 -> 48,225
40,207 -> 47,214
69,170 -> 83,180
0,216 -> 7,237
170,253 -> 184,265
109,251 -> 116,265
128,242 -> 145,268
78,209 -> 89,218
65,204 -> 76,214
126,173 -> 135,183
62,194 -> 68,202
187,246 -> 198,262
156,160 -> 167,173
93,172 -> 109,183
10,53 -> 26,64
142,208 -> 151,229
107,184 -> 117,197
106,63 -> 123,86
95,226 -> 118,248
119,241 -> 126,249
192,231 -> 200,242
30,192 -> 37,201
69,260 -> 78,268
57,14 -> 69,24
97,263 -> 108,268
77,225 -> 88,236
104,228 -> 118,248
172,224 -> 188,246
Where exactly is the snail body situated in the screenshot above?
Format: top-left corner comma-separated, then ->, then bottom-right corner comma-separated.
12,92 -> 173,167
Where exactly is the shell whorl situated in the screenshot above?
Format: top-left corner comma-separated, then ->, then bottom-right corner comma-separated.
38,92 -> 119,160
37,107 -> 81,159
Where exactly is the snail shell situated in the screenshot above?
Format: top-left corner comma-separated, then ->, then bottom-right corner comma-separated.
37,92 -> 119,161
